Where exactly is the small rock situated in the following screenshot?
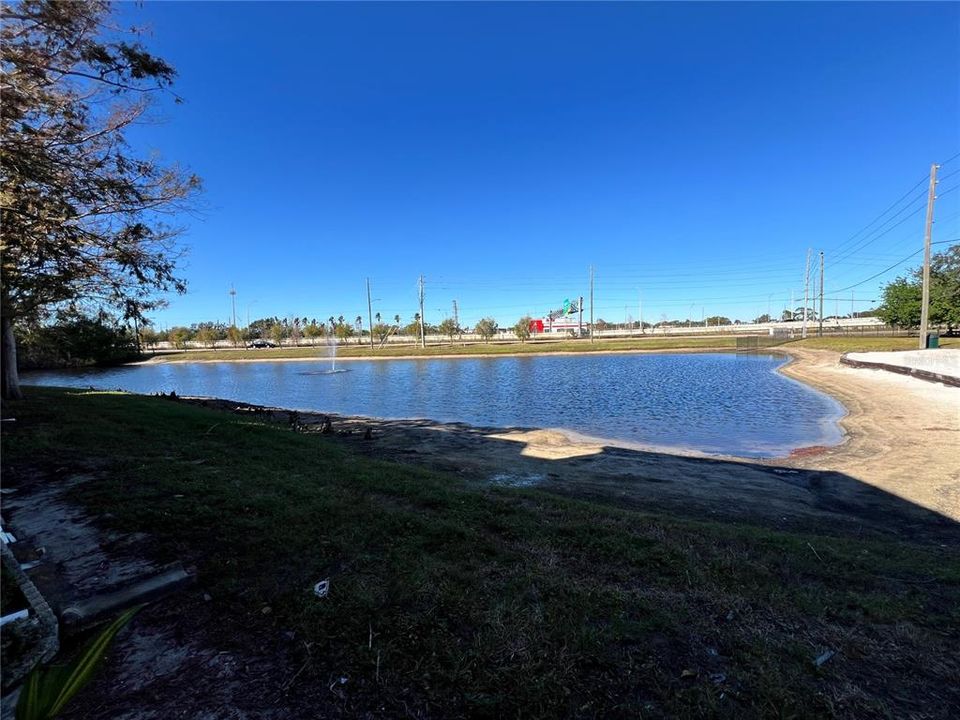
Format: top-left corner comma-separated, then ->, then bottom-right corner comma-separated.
203,593 -> 212,602
261,606 -> 272,615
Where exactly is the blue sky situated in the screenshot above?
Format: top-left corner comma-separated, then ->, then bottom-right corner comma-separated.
118,1 -> 960,329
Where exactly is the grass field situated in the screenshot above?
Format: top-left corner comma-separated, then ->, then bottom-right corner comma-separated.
3,388 -> 958,718
785,336 -> 958,352
145,335 -> 740,363
142,333 -> 956,364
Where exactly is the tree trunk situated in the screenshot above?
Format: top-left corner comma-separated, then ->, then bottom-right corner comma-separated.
1,315 -> 23,400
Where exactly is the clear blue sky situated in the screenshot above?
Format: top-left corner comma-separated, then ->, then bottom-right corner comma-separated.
118,1 -> 960,329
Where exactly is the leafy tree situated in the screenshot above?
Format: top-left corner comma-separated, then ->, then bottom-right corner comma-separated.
754,314 -> 772,324
140,326 -> 162,350
705,316 -> 731,326
1,0 -> 200,398
195,326 -> 216,348
290,318 -> 301,347
16,309 -> 139,369
514,316 -> 532,343
475,317 -> 498,342
929,244 -> 960,332
334,321 -> 354,343
781,309 -> 793,321
438,317 -> 458,343
227,325 -> 242,348
394,314 -> 401,326
269,323 -> 286,347
371,322 -> 392,344
594,319 -> 611,331
168,327 -> 190,350
304,321 -> 324,345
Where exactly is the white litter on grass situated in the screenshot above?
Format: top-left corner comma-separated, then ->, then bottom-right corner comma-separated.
814,649 -> 836,667
488,473 -> 545,488
0,530 -> 16,544
314,579 -> 330,598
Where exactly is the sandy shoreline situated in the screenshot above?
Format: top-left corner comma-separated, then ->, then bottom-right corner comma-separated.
173,346 -> 960,539
778,348 -> 960,523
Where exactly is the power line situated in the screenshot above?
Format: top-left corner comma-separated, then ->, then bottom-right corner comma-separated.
826,175 -> 928,255
830,239 -> 957,294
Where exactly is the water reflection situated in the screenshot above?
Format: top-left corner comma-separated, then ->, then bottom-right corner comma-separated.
25,352 -> 845,459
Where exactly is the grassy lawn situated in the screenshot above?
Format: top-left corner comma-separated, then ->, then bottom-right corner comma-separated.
145,334 -> 956,363
789,336 -> 958,352
146,336 -> 740,363
3,388 -> 958,717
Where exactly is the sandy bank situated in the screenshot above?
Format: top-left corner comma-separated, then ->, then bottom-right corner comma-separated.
780,348 -> 960,523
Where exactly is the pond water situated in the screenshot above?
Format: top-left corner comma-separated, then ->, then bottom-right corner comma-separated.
24,352 -> 845,458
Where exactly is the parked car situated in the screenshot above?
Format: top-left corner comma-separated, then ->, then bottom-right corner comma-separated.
246,339 -> 277,348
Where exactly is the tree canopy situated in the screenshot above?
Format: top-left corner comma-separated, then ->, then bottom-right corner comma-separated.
1,0 -> 200,398
878,244 -> 960,332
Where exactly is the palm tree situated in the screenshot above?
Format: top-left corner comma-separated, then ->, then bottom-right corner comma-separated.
394,314 -> 400,326
375,312 -> 381,324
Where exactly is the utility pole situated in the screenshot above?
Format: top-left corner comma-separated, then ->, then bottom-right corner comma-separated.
578,295 -> 584,336
638,291 -> 643,335
919,162 -> 939,349
229,285 -> 237,328
418,275 -> 426,349
589,266 -> 595,343
801,249 -> 811,339
818,251 -> 824,337
366,278 -> 374,349
452,299 -> 459,333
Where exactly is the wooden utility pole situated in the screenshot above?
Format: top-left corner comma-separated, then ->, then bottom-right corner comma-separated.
919,163 -> 939,349
418,275 -> 426,349
801,249 -> 811,339
589,266 -> 595,343
366,278 -> 374,349
638,291 -> 643,334
452,299 -> 459,333
818,251 -> 824,337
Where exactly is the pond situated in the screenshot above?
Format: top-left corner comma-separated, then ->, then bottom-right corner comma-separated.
24,352 -> 845,459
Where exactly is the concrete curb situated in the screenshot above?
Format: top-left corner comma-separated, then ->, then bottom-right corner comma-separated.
840,354 -> 960,387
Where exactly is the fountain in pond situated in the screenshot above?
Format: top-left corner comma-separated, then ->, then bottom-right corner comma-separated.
299,333 -> 350,375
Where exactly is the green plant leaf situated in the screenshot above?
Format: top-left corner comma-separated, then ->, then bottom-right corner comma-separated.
16,605 -> 142,720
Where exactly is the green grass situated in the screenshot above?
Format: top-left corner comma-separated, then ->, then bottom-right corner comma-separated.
789,335 -> 958,352
147,335 -> 740,363
3,388 -> 958,718
148,333 -> 956,364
